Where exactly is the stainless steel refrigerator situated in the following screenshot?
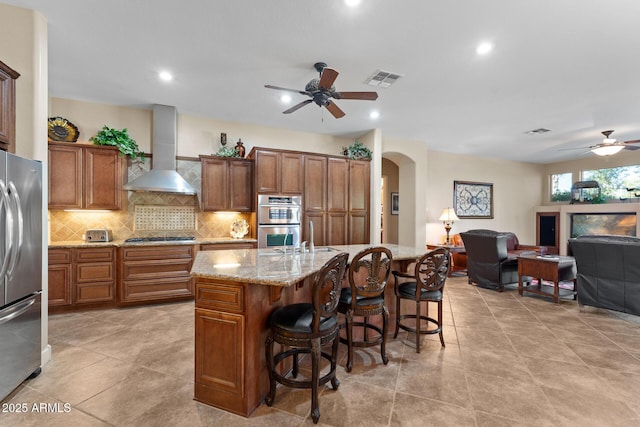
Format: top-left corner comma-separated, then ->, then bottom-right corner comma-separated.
0,151 -> 42,401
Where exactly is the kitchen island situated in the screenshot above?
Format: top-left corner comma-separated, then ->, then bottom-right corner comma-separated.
190,244 -> 428,417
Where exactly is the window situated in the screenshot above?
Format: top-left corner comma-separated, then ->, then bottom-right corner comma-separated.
550,172 -> 572,202
582,165 -> 640,200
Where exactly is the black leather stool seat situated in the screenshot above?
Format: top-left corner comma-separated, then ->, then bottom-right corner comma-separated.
396,282 -> 443,301
270,303 -> 338,335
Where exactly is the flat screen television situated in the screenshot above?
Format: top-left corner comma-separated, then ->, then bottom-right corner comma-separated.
570,213 -> 637,238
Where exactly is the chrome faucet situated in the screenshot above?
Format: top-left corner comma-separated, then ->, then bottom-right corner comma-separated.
309,220 -> 315,253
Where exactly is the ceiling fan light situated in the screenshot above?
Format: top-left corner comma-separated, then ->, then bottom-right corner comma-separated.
591,144 -> 624,156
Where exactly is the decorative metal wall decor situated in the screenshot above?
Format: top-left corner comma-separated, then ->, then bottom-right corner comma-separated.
453,181 -> 493,218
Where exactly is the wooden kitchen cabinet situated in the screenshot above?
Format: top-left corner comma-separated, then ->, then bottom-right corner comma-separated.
302,155 -> 352,246
119,245 -> 194,305
252,149 -> 303,194
0,60 -> 19,153
48,142 -> 126,210
200,155 -> 253,212
48,246 -> 116,312
348,159 -> 370,244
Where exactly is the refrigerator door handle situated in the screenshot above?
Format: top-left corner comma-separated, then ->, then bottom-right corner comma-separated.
6,181 -> 23,277
0,293 -> 38,326
0,179 -> 13,279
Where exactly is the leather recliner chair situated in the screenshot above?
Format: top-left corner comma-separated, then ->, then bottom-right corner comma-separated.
460,229 -> 546,292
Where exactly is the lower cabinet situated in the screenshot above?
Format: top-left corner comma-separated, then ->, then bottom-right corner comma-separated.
48,247 -> 116,312
118,245 -> 194,305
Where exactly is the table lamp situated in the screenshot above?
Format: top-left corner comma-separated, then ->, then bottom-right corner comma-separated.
438,208 -> 460,245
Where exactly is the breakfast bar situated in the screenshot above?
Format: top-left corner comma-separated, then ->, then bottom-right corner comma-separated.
190,244 -> 428,417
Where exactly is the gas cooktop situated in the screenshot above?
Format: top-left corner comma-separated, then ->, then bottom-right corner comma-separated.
124,236 -> 196,243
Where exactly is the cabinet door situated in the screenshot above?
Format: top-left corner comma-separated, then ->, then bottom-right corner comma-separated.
303,155 -> 326,211
280,152 -> 303,194
327,211 -> 348,246
327,157 -> 348,212
304,211 -> 326,247
0,61 -> 19,151
201,157 -> 229,211
195,308 -> 245,396
48,144 -> 83,209
229,160 -> 253,211
84,147 -> 123,210
349,160 -> 370,212
255,150 -> 279,193
48,264 -> 72,306
349,211 -> 369,244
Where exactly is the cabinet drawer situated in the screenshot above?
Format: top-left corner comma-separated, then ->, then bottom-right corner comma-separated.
122,245 -> 193,260
76,281 -> 114,304
76,262 -> 115,282
120,277 -> 194,303
196,281 -> 245,313
49,249 -> 71,264
74,247 -> 114,263
122,258 -> 192,280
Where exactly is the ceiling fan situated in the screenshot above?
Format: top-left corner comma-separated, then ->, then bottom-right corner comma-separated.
265,62 -> 378,119
589,130 -> 640,156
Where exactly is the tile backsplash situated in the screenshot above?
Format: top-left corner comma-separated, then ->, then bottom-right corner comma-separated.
49,159 -> 253,242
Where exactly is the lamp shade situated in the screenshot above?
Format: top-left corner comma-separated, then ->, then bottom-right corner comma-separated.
591,144 -> 624,156
438,208 -> 459,222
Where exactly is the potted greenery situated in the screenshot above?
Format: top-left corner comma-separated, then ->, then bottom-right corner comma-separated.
342,140 -> 372,160
89,126 -> 145,161
214,145 -> 241,157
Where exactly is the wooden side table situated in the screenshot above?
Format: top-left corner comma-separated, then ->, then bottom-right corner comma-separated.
427,244 -> 466,277
518,254 -> 577,303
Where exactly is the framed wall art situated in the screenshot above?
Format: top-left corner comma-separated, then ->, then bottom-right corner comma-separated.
453,181 -> 493,218
391,192 -> 399,215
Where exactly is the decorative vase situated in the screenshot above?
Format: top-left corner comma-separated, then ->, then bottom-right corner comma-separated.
235,139 -> 245,158
230,219 -> 249,239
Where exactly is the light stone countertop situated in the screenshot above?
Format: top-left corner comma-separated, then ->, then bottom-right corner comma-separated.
190,244 -> 429,287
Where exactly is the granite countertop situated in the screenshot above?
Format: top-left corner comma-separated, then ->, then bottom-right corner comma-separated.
49,237 -> 257,249
190,244 -> 427,287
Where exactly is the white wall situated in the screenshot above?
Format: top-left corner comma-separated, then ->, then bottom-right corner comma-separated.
426,150 -> 545,245
1,3 -> 50,365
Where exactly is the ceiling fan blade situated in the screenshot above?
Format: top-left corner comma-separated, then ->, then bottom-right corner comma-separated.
283,99 -> 312,114
335,91 -> 379,101
318,67 -> 339,90
325,101 -> 345,119
265,85 -> 311,97
623,139 -> 640,145
623,144 -> 640,151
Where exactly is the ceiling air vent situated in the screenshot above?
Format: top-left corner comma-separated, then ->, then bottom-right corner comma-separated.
524,128 -> 551,135
365,70 -> 403,88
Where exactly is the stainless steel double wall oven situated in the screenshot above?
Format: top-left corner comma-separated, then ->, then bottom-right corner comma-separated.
257,195 -> 301,249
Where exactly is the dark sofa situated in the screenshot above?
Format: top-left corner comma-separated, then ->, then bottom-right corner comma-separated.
569,235 -> 640,316
460,229 -> 547,291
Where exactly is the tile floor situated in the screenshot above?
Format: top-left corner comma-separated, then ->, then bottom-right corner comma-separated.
3,276 -> 640,426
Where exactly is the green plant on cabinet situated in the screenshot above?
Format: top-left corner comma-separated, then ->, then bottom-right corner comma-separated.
90,126 -> 145,161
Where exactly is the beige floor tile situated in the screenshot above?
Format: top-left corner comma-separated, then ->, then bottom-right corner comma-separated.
595,367 -> 640,415
455,327 -> 516,353
465,371 -> 560,426
542,385 -> 639,426
474,410 -> 539,427
390,392 -> 476,426
507,334 -> 579,364
460,347 -> 532,382
522,357 -> 611,394
565,341 -> 640,374
396,358 -> 471,409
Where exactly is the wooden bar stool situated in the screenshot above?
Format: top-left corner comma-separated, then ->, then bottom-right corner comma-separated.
392,247 -> 449,353
338,246 -> 393,372
265,252 -> 349,424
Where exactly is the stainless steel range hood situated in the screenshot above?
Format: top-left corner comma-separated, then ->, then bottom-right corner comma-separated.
123,104 -> 196,195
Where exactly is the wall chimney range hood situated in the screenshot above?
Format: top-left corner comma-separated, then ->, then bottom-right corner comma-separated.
123,104 -> 196,195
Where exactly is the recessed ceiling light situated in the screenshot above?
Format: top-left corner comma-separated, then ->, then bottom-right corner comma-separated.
369,111 -> 380,119
158,71 -> 173,82
345,0 -> 361,7
280,94 -> 292,103
476,42 -> 493,55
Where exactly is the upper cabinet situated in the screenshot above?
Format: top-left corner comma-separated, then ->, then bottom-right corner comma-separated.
48,142 -> 126,210
200,155 -> 253,212
0,60 -> 20,153
252,149 -> 303,194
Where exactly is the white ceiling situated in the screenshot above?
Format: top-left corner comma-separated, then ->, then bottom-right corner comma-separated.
6,0 -> 640,164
